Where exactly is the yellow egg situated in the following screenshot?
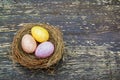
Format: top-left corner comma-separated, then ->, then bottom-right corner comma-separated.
31,26 -> 49,42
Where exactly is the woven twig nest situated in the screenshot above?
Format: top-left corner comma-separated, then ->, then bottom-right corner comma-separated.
11,23 -> 64,69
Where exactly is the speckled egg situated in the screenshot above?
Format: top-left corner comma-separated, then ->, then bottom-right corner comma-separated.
31,26 -> 49,42
21,34 -> 37,53
35,41 -> 54,58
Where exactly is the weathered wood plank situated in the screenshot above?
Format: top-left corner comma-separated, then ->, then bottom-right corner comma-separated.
0,0 -> 120,80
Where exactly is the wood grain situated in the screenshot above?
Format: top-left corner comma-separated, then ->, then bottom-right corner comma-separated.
0,0 -> 120,80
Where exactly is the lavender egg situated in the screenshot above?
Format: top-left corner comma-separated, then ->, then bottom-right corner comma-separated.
35,41 -> 54,58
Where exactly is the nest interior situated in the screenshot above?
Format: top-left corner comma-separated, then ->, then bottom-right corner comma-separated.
11,23 -> 64,69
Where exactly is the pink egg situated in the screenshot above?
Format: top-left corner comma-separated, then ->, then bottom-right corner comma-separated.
21,34 -> 37,53
35,41 -> 54,58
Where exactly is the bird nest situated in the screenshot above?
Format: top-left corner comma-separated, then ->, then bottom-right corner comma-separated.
11,23 -> 64,69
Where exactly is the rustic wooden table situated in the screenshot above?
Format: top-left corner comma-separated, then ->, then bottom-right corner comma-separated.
0,0 -> 120,80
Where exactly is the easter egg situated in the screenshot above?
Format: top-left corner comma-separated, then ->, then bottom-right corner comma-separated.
21,34 -> 37,53
31,26 -> 49,42
35,41 -> 54,58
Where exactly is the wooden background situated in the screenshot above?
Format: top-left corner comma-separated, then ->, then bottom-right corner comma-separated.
0,0 -> 120,80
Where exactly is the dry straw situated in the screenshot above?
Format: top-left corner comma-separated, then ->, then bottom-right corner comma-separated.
11,23 -> 64,69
